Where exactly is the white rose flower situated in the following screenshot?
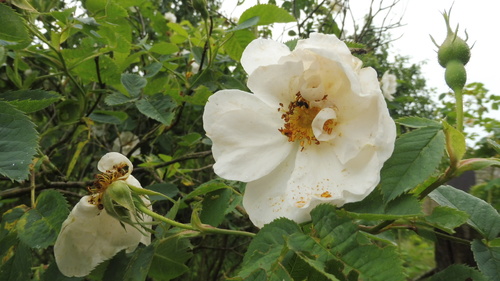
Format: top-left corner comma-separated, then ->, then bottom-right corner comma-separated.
54,152 -> 151,277
203,33 -> 396,227
164,12 -> 177,23
112,131 -> 140,156
380,70 -> 397,101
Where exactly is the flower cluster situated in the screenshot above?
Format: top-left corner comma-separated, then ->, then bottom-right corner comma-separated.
54,152 -> 151,277
203,33 -> 396,227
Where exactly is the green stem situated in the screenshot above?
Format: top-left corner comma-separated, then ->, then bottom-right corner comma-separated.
455,88 -> 464,132
137,204 -> 196,231
137,205 -> 255,237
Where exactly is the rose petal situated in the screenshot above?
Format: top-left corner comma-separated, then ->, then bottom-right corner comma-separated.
241,38 -> 291,76
286,142 -> 383,210
247,60 -> 304,108
312,108 -> 337,142
203,90 -> 294,182
333,91 -> 395,164
54,196 -> 147,277
97,152 -> 133,178
242,152 -> 313,227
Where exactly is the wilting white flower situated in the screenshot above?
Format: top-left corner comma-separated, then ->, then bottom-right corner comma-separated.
380,70 -> 397,101
54,152 -> 151,277
203,33 -> 396,227
112,131 -> 140,156
164,12 -> 177,23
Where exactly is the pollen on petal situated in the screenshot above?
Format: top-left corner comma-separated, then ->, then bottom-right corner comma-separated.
320,191 -> 332,198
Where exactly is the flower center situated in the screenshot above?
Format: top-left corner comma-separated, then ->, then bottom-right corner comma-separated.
278,92 -> 335,150
87,163 -> 129,209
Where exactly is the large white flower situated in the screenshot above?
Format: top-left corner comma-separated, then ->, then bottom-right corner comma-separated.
203,33 -> 396,227
380,70 -> 397,101
54,152 -> 151,277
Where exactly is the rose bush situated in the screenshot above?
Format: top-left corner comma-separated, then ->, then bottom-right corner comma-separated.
203,33 -> 396,227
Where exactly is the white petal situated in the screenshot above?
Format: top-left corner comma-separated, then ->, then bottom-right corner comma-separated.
312,108 -> 337,142
203,90 -> 294,182
296,33 -> 350,55
97,152 -> 133,178
295,33 -> 353,69
243,152 -> 313,228
333,89 -> 395,164
241,38 -> 291,76
54,196 -> 148,277
246,60 -> 304,108
286,142 -> 383,210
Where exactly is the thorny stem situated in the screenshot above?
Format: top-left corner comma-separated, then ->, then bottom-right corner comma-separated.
137,204 -> 255,238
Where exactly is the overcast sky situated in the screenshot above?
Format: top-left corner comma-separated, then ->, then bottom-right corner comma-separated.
220,0 -> 500,143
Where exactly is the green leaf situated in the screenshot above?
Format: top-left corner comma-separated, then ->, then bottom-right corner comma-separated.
239,4 -> 295,26
135,94 -> 177,126
167,22 -> 188,38
105,91 -> 134,106
184,179 -> 232,200
227,16 -> 260,32
395,116 -> 442,128
424,206 -> 469,234
311,205 -> 406,281
103,250 -> 130,281
149,233 -> 193,281
224,29 -> 255,61
428,264 -> 488,281
380,126 -> 446,201
487,139 -> 500,154
16,190 -> 69,249
200,188 -> 232,227
471,239 -> 500,281
144,62 -> 163,78
429,185 -> 500,240
443,121 -> 466,164
0,242 -> 32,281
237,218 -> 301,278
456,158 -> 500,175
123,244 -> 154,281
183,85 -> 212,106
121,73 -> 147,97
89,110 -> 128,124
11,0 -> 38,13
0,3 -> 30,49
1,90 -> 61,113
286,233 -> 340,281
149,42 -> 179,55
0,101 -> 38,181
344,188 -> 422,220
145,183 -> 179,201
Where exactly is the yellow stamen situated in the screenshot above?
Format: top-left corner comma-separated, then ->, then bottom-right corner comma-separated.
87,163 -> 129,209
278,92 -> 335,150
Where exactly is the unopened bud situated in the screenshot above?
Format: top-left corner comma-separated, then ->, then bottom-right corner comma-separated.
436,11 -> 471,68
